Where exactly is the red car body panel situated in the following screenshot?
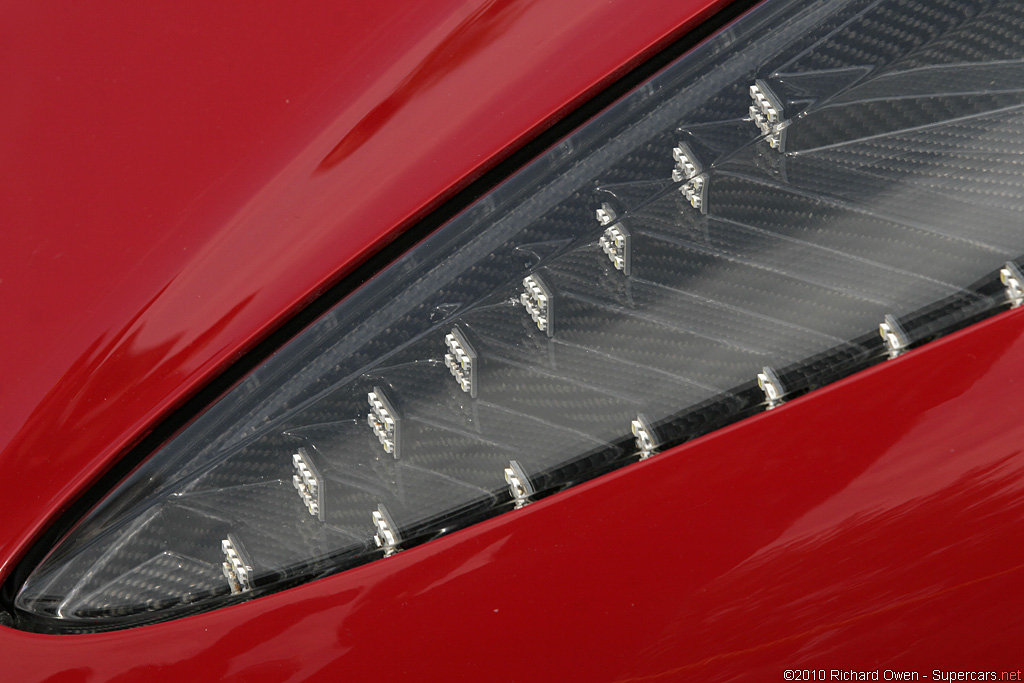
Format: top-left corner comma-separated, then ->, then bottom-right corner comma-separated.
3,0 -> 1023,679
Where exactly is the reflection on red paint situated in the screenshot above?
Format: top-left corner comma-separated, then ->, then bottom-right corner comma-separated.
318,0 -> 538,170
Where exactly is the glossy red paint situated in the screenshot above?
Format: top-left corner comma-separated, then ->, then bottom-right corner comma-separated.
6,0 -> 1024,678
3,296 -> 1024,680
0,0 -> 728,582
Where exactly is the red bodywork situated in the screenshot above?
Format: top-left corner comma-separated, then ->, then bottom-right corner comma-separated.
2,0 -> 1023,679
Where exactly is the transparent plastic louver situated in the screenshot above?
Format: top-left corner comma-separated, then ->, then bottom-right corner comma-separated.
16,0 -> 1024,631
